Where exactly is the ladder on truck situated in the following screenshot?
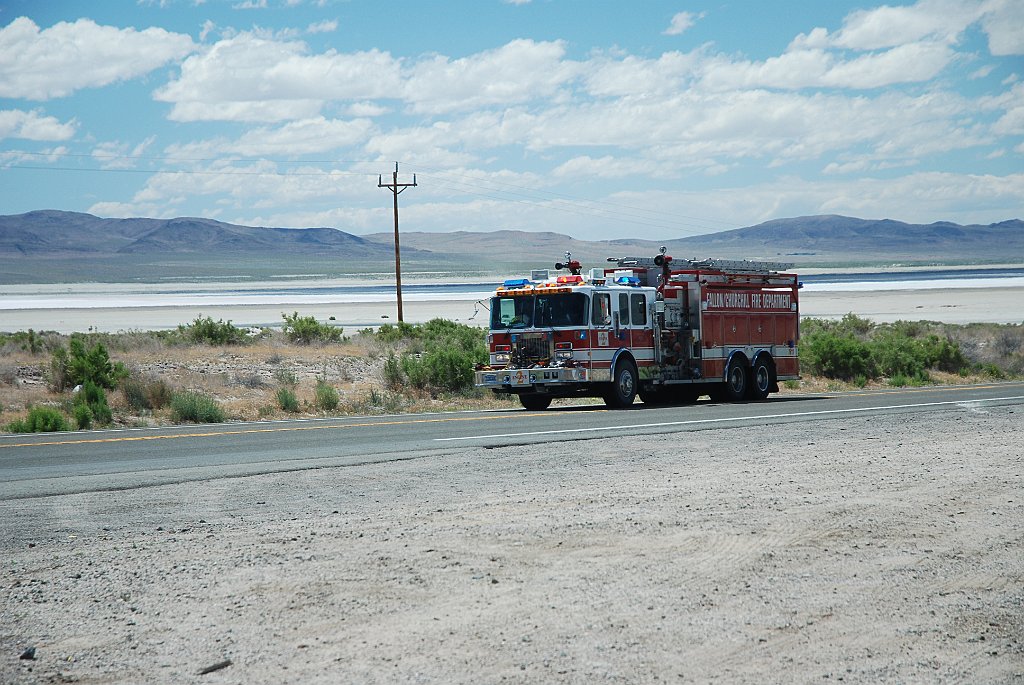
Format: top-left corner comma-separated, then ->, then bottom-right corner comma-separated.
608,255 -> 793,274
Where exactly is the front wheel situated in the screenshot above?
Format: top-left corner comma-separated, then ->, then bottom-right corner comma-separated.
519,394 -> 552,411
603,360 -> 638,408
720,358 -> 748,402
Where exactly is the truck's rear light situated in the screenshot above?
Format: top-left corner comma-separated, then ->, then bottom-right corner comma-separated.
555,342 -> 572,350
495,345 -> 511,352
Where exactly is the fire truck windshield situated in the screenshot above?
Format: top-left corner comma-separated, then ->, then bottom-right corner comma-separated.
491,293 -> 589,329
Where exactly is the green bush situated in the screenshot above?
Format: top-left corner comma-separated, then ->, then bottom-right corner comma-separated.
170,391 -> 225,424
802,332 -> 875,381
801,316 -> 973,382
276,387 -> 300,412
73,381 -> 112,429
282,312 -> 344,345
314,380 -> 339,411
50,336 -> 128,391
376,319 -> 487,394
6,406 -> 71,433
382,353 -> 404,391
178,316 -> 246,345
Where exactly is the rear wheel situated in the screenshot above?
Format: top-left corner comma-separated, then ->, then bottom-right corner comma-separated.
603,360 -> 637,408
747,357 -> 772,400
519,394 -> 552,411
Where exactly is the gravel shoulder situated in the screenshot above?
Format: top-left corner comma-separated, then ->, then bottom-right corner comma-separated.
2,405 -> 1022,683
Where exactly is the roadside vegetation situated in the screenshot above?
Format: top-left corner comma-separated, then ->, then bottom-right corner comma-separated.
1,314 -> 1021,433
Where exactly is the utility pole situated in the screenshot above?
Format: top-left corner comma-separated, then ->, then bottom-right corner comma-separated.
378,162 -> 417,322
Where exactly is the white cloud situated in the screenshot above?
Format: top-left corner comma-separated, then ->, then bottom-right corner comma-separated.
832,0 -> 982,50
584,51 -> 700,97
154,33 -> 402,122
552,155 -> 662,179
306,20 -> 337,34
92,137 -> 156,169
699,41 -> 954,91
980,0 -> 1024,55
663,12 -> 703,36
0,17 -> 194,100
231,117 -> 375,156
404,39 -> 580,114
0,109 -> 77,141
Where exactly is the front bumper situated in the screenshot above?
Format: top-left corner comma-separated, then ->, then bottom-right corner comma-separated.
475,366 -> 590,389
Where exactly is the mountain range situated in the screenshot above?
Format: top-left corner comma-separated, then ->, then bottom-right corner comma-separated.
0,210 -> 1020,283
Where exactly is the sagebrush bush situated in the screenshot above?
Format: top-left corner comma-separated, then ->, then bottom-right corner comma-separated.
802,332 -> 875,380
314,380 -> 339,411
282,312 -> 344,344
73,381 -> 112,429
122,376 -> 172,411
6,406 -> 71,433
178,316 -> 247,345
50,336 -> 128,391
374,319 -> 486,394
802,316 -> 972,382
276,387 -> 300,412
170,391 -> 225,423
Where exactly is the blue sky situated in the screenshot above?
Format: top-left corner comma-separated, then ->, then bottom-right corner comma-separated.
0,0 -> 1021,241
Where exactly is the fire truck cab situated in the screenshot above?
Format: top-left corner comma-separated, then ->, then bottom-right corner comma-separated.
474,251 -> 800,410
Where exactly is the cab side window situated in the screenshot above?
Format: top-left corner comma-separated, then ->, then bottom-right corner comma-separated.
618,293 -> 630,326
592,293 -> 611,326
630,293 -> 647,326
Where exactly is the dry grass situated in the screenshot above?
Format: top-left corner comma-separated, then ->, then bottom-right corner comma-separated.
2,323 -> 1021,432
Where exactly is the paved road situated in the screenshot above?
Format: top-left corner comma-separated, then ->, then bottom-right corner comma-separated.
2,381 -> 1023,500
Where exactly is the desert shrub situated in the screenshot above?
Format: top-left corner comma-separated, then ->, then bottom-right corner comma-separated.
170,391 -> 225,424
382,353 -> 404,391
50,336 -> 128,391
282,312 -> 344,345
802,331 -> 875,380
401,346 -> 479,393
234,372 -> 266,388
6,406 -> 71,433
376,319 -> 487,394
314,380 -> 339,411
72,381 -> 112,429
178,316 -> 246,345
121,376 -> 173,412
273,369 -> 298,386
276,387 -> 300,412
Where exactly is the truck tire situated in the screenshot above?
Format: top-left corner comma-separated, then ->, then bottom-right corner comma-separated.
721,357 -> 748,402
519,394 -> 552,410
747,356 -> 772,400
603,359 -> 637,408
638,386 -> 667,406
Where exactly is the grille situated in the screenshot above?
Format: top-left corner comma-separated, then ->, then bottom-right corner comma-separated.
512,334 -> 551,365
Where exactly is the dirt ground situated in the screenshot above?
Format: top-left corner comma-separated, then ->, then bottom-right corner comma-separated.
1,405 -> 1022,684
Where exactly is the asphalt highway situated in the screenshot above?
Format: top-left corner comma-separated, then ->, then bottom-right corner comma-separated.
2,381 -> 1023,500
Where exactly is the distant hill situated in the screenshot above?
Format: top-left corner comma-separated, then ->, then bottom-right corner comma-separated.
0,210 -> 416,259
0,210 -> 1020,283
367,215 -> 1024,265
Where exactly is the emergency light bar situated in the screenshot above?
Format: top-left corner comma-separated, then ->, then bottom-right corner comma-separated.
556,275 -> 584,285
501,278 -> 531,289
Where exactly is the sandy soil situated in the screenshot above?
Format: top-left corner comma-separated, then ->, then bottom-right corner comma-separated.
2,405 -> 1022,683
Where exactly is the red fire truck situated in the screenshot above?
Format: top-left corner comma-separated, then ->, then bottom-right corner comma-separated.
474,251 -> 800,409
